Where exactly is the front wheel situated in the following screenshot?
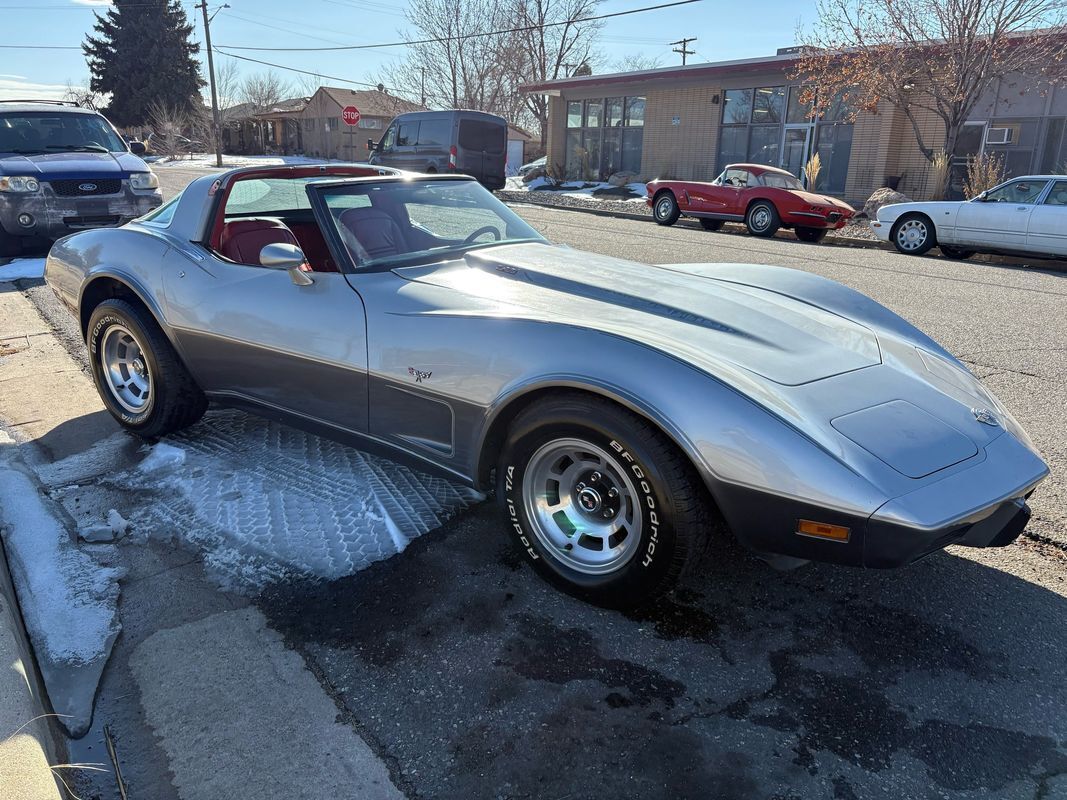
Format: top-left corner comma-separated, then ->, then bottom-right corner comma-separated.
698,218 -> 724,232
890,213 -> 936,255
498,394 -> 710,607
939,245 -> 975,260
87,298 -> 207,438
745,201 -> 780,237
795,226 -> 828,243
652,192 -> 680,226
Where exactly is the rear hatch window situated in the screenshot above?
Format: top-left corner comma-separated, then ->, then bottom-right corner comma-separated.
458,120 -> 505,154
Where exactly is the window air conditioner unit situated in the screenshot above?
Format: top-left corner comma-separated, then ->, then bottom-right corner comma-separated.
985,127 -> 1013,145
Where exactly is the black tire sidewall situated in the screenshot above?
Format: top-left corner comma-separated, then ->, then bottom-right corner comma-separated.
891,214 -> 935,255
87,301 -> 165,432
653,192 -> 680,226
499,411 -> 680,606
746,201 -> 779,236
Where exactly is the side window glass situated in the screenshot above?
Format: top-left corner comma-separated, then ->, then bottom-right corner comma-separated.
380,125 -> 396,151
724,168 -> 748,187
397,122 -> 417,147
1042,180 -> 1067,206
985,180 -> 1046,204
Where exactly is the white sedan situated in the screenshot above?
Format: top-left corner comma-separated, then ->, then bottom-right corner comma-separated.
870,175 -> 1067,260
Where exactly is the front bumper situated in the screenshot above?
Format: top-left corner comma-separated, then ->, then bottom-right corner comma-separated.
716,430 -> 1048,569
0,181 -> 161,241
868,219 -> 893,242
785,210 -> 853,229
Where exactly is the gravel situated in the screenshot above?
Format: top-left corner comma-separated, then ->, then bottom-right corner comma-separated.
497,188 -> 880,242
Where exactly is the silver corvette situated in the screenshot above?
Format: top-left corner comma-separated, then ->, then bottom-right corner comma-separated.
44,164 -> 1049,606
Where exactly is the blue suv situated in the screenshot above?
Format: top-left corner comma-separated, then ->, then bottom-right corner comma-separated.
0,101 -> 163,256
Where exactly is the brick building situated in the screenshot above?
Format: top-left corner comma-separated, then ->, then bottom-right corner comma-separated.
521,48 -> 1067,204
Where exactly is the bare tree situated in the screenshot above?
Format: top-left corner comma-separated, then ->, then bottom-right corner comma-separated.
240,70 -> 295,114
215,59 -> 242,112
295,70 -> 325,99
513,0 -> 604,146
612,51 -> 663,72
62,79 -> 103,110
380,0 -> 525,117
795,0 -> 1067,197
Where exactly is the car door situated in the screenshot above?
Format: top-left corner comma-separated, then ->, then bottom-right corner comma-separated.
694,168 -> 747,217
953,178 -> 1050,248
1026,180 -> 1067,256
161,181 -> 371,432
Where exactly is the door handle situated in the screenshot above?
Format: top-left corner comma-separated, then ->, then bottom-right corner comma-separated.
1017,206 -> 1029,211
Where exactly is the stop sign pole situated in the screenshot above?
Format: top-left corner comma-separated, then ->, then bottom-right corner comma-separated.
342,105 -> 361,161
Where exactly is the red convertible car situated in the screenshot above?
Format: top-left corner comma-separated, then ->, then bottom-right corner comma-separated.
647,163 -> 856,243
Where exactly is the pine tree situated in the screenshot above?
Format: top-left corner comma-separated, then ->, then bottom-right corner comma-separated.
83,0 -> 205,127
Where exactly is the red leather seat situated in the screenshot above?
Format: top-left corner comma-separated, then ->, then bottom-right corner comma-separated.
219,217 -> 299,265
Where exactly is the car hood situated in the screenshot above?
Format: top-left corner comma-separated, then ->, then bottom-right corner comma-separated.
788,189 -> 854,211
0,150 -> 146,178
401,242 -> 881,387
876,200 -> 960,220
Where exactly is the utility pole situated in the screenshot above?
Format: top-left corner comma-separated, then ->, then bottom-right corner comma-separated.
669,37 -> 696,66
420,67 -> 426,107
197,2 -> 228,168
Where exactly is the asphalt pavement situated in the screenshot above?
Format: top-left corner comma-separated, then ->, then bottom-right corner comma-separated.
0,165 -> 1063,799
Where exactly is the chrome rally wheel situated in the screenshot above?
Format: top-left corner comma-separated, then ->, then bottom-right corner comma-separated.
498,393 -> 712,607
891,214 -> 935,255
522,438 -> 643,575
653,192 -> 680,225
100,323 -> 152,413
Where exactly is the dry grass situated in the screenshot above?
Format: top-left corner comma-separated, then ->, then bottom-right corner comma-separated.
930,150 -> 951,199
963,152 -> 1006,199
804,151 -> 822,189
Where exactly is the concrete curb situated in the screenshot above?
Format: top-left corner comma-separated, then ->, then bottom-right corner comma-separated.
0,517 -> 64,800
502,195 -> 1067,272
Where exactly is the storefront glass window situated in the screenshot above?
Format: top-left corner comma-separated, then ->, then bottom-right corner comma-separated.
752,87 -> 785,124
717,126 -> 748,169
787,86 -> 814,123
748,126 -> 780,164
1039,118 -> 1067,173
566,101 -> 582,128
585,100 -> 604,128
814,123 -> 853,193
625,97 -> 645,126
723,89 -> 753,124
563,95 -> 645,179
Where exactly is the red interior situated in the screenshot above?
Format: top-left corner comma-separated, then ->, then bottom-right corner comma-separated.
288,222 -> 338,272
218,218 -> 299,265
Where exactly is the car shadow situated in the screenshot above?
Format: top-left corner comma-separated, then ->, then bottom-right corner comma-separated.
258,502 -> 1067,800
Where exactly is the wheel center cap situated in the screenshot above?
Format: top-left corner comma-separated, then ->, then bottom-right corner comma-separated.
132,358 -> 146,378
577,486 -> 602,513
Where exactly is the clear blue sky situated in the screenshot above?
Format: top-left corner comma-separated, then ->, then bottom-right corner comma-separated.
0,0 -> 818,101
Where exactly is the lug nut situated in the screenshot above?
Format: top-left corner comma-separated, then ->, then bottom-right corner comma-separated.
576,482 -> 586,491
590,471 -> 601,482
607,487 -> 618,498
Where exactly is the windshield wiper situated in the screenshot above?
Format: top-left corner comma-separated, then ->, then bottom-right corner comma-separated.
45,144 -> 110,153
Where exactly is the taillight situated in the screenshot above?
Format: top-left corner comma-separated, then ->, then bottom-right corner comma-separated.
449,145 -> 457,171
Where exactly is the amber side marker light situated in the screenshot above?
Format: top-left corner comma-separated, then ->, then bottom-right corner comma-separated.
796,519 -> 851,542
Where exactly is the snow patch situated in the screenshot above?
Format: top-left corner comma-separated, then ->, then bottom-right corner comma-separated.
137,442 -> 186,473
0,258 -> 46,283
0,432 -> 120,737
503,178 -> 647,202
151,154 -> 331,170
119,409 -> 482,591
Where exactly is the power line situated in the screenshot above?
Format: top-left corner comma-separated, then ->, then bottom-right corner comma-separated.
215,0 -> 704,51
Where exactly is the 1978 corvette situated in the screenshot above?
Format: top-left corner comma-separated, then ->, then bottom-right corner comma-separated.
44,164 -> 1048,606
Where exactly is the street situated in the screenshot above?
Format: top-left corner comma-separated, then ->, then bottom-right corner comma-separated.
1,166 -> 1065,799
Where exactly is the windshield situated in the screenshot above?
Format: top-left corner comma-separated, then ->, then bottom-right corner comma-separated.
760,172 -> 804,190
0,111 -> 127,156
321,178 -> 544,268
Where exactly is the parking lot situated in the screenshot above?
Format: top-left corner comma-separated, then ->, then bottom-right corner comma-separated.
2,166 -> 1065,799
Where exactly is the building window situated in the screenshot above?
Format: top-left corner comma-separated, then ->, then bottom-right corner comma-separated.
786,86 -> 814,123
752,87 -> 785,124
985,118 -> 1040,178
1040,118 -> 1067,173
718,86 -> 784,172
811,90 -> 855,193
722,89 -> 752,124
564,95 -> 645,179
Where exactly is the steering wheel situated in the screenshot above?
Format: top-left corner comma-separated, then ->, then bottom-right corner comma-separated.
464,225 -> 501,244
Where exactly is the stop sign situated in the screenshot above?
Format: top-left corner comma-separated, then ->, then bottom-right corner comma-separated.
342,105 -> 361,126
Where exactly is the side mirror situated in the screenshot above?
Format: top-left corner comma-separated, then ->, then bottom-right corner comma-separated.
367,138 -> 377,151
976,190 -> 988,202
260,243 -> 313,285
129,141 -> 146,155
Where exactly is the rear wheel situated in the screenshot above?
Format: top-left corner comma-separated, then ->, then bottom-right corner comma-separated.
890,213 -> 936,255
652,191 -> 680,226
795,226 -> 828,244
745,201 -> 780,237
498,394 -> 710,607
87,298 -> 207,438
698,218 -> 724,232
939,245 -> 975,260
